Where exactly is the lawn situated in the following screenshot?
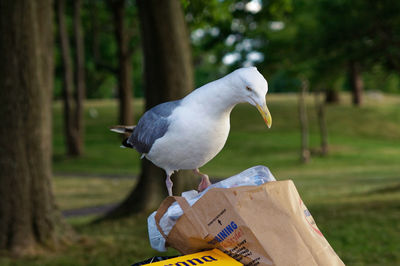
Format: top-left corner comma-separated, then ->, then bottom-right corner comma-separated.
1,93 -> 399,265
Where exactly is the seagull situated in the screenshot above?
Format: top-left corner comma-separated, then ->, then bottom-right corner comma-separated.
111,67 -> 272,196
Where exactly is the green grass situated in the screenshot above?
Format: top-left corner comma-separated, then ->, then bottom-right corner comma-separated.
52,99 -> 144,175
1,93 -> 399,265
53,175 -> 135,211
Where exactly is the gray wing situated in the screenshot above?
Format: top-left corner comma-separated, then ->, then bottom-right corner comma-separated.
127,100 -> 181,154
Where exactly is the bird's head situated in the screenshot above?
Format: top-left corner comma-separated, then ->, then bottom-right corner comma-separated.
233,67 -> 272,128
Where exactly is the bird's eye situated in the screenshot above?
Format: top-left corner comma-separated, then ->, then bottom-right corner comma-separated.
246,86 -> 252,92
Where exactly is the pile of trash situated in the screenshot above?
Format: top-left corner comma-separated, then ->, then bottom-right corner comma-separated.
147,165 -> 276,252
142,165 -> 344,266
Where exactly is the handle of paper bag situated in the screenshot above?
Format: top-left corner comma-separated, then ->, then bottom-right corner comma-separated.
155,196 -> 190,240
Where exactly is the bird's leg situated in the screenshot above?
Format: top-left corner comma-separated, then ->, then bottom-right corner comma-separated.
166,173 -> 173,196
193,168 -> 212,192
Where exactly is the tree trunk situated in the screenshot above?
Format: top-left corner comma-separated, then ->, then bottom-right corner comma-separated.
349,60 -> 364,106
298,79 -> 310,163
57,0 -> 86,156
103,0 -> 195,218
99,160 -> 167,218
88,1 -> 115,92
72,0 -> 85,155
325,88 -> 340,104
57,0 -> 80,156
314,89 -> 328,156
0,0 -> 72,256
110,0 -> 133,125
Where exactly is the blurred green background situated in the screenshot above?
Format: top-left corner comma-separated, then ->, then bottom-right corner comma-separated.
1,0 -> 399,265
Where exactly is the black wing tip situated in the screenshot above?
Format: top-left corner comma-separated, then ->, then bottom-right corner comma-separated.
122,138 -> 134,148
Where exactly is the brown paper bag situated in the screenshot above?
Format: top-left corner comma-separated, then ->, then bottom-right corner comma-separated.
155,180 -> 344,266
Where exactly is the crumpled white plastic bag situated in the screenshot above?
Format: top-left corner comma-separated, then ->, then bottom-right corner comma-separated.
147,165 -> 276,252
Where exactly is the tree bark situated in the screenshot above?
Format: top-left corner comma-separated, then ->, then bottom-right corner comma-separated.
298,79 -> 310,163
57,0 -> 79,156
325,87 -> 340,104
349,60 -> 364,106
103,0 -> 195,218
0,0 -> 72,256
73,0 -> 85,155
314,89 -> 328,156
110,0 -> 134,125
57,0 -> 85,156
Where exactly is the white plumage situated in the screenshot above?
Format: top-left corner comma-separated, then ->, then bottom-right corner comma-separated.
111,67 -> 272,196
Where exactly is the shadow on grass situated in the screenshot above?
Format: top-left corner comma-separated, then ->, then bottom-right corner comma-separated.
309,199 -> 400,265
366,183 -> 400,194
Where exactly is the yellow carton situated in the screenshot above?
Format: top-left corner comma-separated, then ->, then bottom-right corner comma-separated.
143,249 -> 243,265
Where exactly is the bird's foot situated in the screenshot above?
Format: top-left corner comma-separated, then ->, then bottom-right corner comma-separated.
193,169 -> 212,192
197,174 -> 211,192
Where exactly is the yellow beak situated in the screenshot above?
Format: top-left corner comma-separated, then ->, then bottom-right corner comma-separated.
256,103 -> 272,128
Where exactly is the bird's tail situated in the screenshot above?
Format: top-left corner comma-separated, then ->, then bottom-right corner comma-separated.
109,125 -> 136,134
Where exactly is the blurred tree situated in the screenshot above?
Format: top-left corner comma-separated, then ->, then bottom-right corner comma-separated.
264,0 -> 398,155
82,0 -> 140,123
314,88 -> 328,155
103,0 -> 195,217
56,0 -> 86,156
184,0 -> 293,85
253,0 -> 333,159
83,0 -> 118,99
109,0 -> 134,125
0,0 -> 72,255
310,0 -> 400,105
260,0 -> 400,103
298,79 -> 310,163
348,61 -> 364,106
73,0 -> 86,152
